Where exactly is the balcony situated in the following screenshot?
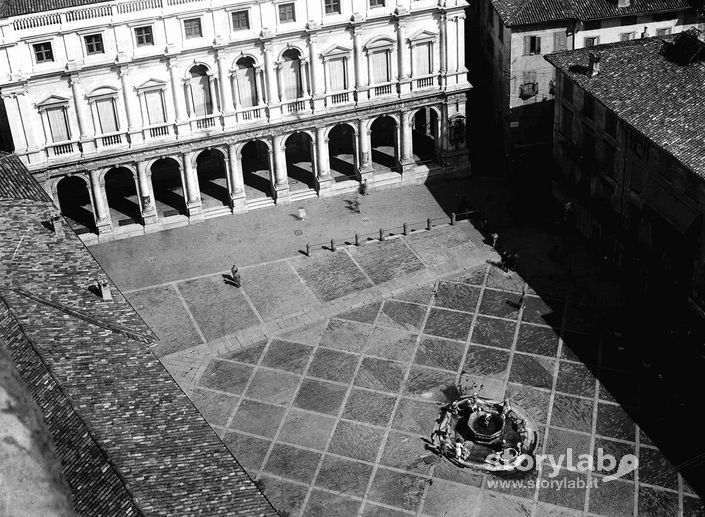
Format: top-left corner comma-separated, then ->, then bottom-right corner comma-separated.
46,140 -> 78,159
373,83 -> 395,97
99,132 -> 124,147
283,98 -> 311,115
144,124 -> 171,139
327,90 -> 353,106
192,114 -> 218,130
414,75 -> 436,90
238,106 -> 264,122
519,82 -> 539,100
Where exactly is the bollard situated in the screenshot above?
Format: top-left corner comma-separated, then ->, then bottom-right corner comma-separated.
403,222 -> 408,236
331,238 -> 337,252
306,243 -> 311,257
354,233 -> 360,246
451,213 -> 456,226
427,218 -> 432,231
379,228 -> 385,241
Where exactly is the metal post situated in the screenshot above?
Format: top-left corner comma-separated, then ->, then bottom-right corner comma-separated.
427,218 -> 432,231
379,228 -> 385,241
331,238 -> 336,252
451,212 -> 456,225
306,243 -> 311,257
355,233 -> 360,246
403,222 -> 408,236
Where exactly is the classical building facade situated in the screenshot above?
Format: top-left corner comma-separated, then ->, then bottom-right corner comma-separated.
469,0 -> 702,169
0,0 -> 470,241
546,30 -> 705,314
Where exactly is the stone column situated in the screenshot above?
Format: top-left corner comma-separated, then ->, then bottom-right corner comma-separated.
352,26 -> 366,92
272,135 -> 290,203
358,119 -> 373,180
182,152 -> 203,217
208,74 -> 220,117
136,161 -> 158,224
89,170 -> 112,234
217,52 -> 236,127
118,66 -> 143,145
397,20 -> 411,94
439,13 -> 447,89
228,144 -> 247,212
255,67 -> 264,106
308,34 -> 324,110
168,58 -> 190,135
2,94 -> 28,152
262,41 -> 281,120
16,93 -> 44,153
315,126 -> 333,194
458,15 -> 466,74
70,75 -> 96,153
400,112 -> 414,172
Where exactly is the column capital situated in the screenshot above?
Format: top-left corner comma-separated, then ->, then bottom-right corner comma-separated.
68,73 -> 81,86
117,64 -> 130,78
261,40 -> 274,52
307,33 -> 319,45
166,57 -> 180,70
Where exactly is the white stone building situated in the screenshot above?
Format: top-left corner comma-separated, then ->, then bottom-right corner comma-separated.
0,0 -> 470,241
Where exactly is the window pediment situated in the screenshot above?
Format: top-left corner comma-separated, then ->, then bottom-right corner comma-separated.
136,78 -> 168,92
408,29 -> 437,44
87,86 -> 119,99
321,44 -> 352,59
36,95 -> 70,109
365,36 -> 395,51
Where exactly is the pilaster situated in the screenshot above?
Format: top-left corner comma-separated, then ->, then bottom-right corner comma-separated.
167,57 -> 190,136
136,161 -> 158,224
272,135 -> 290,204
89,170 -> 112,234
69,74 -> 96,154
118,66 -> 143,145
217,51 -> 237,128
182,151 -> 203,218
315,126 -> 333,194
228,144 -> 247,213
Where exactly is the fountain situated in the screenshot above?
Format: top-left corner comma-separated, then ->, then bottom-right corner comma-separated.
431,393 -> 538,473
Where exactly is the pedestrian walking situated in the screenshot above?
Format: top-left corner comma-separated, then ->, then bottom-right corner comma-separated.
360,179 -> 368,196
518,282 -> 528,310
231,265 -> 241,288
297,207 -> 307,221
491,232 -> 499,248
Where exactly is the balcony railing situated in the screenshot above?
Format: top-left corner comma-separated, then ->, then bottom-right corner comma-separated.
47,141 -> 77,158
415,76 -> 435,89
284,99 -> 310,114
192,115 -> 217,130
328,91 -> 352,106
100,133 -> 123,147
238,106 -> 263,122
145,124 -> 171,139
374,84 -> 394,97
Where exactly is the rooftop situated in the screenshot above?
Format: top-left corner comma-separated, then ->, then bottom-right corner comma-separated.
492,0 -> 696,27
0,156 -> 277,516
546,31 -> 705,179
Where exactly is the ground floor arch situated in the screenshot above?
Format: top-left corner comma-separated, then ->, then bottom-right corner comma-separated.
370,116 -> 398,171
412,107 -> 440,163
241,140 -> 273,200
151,158 -> 186,217
328,124 -> 357,182
104,167 -> 141,227
56,175 -> 94,234
285,132 -> 316,192
196,149 -> 229,209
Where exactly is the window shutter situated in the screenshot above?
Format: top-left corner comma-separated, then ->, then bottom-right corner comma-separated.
328,58 -> 346,92
95,98 -> 118,133
372,50 -> 390,83
47,107 -> 70,142
237,67 -> 257,107
282,58 -> 302,99
413,43 -> 431,76
524,36 -> 530,54
145,90 -> 166,124
190,74 -> 211,116
535,37 -> 541,54
554,32 -> 567,51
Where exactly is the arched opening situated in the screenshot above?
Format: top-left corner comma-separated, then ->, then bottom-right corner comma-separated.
281,49 -> 304,101
151,158 -> 186,217
241,140 -> 273,199
328,124 -> 357,182
187,65 -> 214,118
412,108 -> 439,163
370,116 -> 398,170
56,176 -> 94,234
285,132 -> 316,192
196,149 -> 229,209
104,167 -> 141,227
235,57 -> 259,108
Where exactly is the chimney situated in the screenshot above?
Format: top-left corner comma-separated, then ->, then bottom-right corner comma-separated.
617,0 -> 630,7
588,53 -> 600,77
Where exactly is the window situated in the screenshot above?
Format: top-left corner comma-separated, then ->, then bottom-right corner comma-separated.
554,31 -> 567,51
325,0 -> 340,14
46,106 -> 70,142
584,20 -> 601,30
144,90 -> 166,125
632,131 -> 647,158
685,172 -> 700,200
94,97 -> 119,134
327,57 -> 347,91
523,36 -> 541,55
33,42 -> 54,63
498,24 -> 503,42
620,32 -> 635,41
278,3 -> 296,22
371,49 -> 391,84
235,57 -> 259,107
281,49 -> 303,99
656,27 -> 672,36
232,10 -> 250,30
584,37 -> 599,47
561,108 -> 573,137
188,65 -> 213,116
134,26 -> 154,46
370,0 -> 385,7
184,18 -> 202,39
582,93 -> 594,119
519,71 -> 538,99
603,142 -> 616,178
605,110 -> 617,137
562,77 -> 573,102
413,42 -> 432,77
84,34 -> 104,55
